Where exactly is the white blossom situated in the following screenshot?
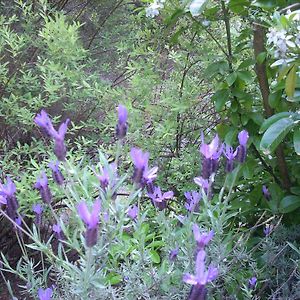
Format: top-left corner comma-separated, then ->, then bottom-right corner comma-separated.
145,0 -> 166,18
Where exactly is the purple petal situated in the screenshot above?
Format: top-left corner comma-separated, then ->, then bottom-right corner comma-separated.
192,223 -> 201,242
127,204 -> 139,220
89,199 -> 101,228
144,166 -> 158,182
207,265 -> 218,282
0,195 -> 7,205
53,224 -> 61,233
130,148 -> 149,169
195,250 -> 206,284
118,105 -> 128,124
163,191 -> 174,199
38,287 -> 53,300
194,177 -> 209,190
32,203 -> 43,215
183,273 -> 198,285
77,201 -> 91,225
57,119 -> 69,140
238,130 -> 249,146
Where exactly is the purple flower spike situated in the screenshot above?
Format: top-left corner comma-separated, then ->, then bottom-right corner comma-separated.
236,130 -> 249,163
248,277 -> 257,289
53,223 -> 63,240
34,110 -> 70,161
200,134 -> 223,179
116,104 -> 128,139
48,161 -> 64,185
223,145 -> 237,173
148,186 -> 174,210
53,119 -> 69,161
34,110 -> 56,138
263,224 -> 274,236
0,177 -> 19,220
193,224 -> 214,251
0,195 -> 6,205
96,163 -> 118,191
169,247 -> 179,262
200,134 -> 220,159
238,130 -> 249,146
127,204 -> 139,220
185,191 -> 201,213
35,172 -> 52,204
33,203 -> 43,215
33,203 -> 43,227
262,185 -> 271,201
194,177 -> 209,196
130,147 -> 149,184
130,147 -> 158,187
38,287 -> 53,300
77,199 -> 101,247
183,249 -> 218,286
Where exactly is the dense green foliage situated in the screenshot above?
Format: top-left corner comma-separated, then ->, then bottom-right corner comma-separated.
0,0 -> 300,299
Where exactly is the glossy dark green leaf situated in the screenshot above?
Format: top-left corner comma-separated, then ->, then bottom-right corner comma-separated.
260,117 -> 295,154
268,91 -> 282,109
279,195 -> 300,213
293,127 -> 300,155
237,71 -> 252,83
226,72 -> 237,86
259,112 -> 292,133
211,89 -> 230,112
285,65 -> 297,98
238,58 -> 254,70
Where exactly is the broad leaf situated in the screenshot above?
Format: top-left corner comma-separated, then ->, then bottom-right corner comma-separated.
260,117 -> 295,154
285,65 -> 297,98
279,195 -> 300,213
293,128 -> 300,155
259,112 -> 292,134
211,89 -> 230,112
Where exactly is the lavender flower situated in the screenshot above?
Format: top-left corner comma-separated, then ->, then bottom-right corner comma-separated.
35,172 -> 52,204
127,204 -> 138,220
223,144 -> 237,173
145,0 -> 165,18
169,247 -> 179,262
193,224 -> 214,251
236,130 -> 249,163
184,191 -> 201,213
116,104 -> 128,139
34,110 -> 69,161
148,186 -> 174,210
77,199 -> 101,247
263,224 -> 274,236
248,277 -> 257,289
262,185 -> 271,201
0,177 -> 19,220
0,195 -> 6,206
194,177 -> 209,196
14,215 -> 23,237
183,250 -> 218,300
52,119 -> 69,161
34,110 -> 56,138
38,287 -> 53,300
200,134 -> 223,179
33,203 -> 43,227
53,224 -> 63,240
130,148 -> 158,187
96,163 -> 118,191
48,161 -> 64,185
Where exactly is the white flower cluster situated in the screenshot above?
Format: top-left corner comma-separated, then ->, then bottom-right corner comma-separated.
266,28 -> 295,59
145,0 -> 166,18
